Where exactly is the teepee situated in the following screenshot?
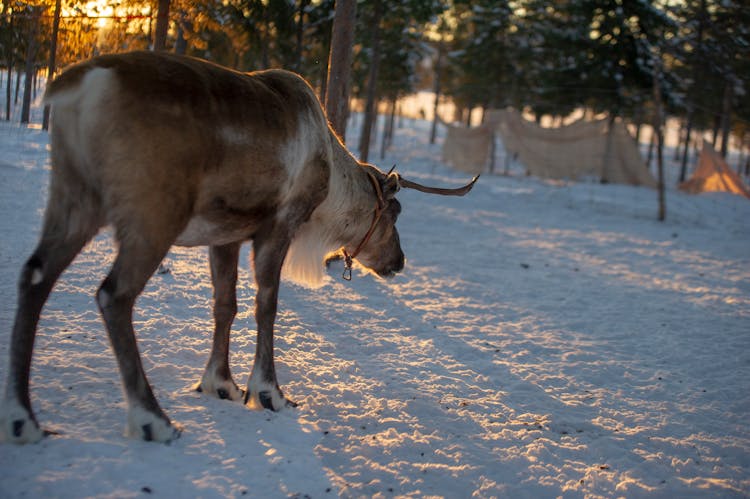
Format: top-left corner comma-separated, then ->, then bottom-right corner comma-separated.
680,140 -> 750,199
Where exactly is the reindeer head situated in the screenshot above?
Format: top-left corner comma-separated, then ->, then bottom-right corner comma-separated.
342,166 -> 478,280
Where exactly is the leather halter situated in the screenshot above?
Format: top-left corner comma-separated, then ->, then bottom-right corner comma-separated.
342,172 -> 386,281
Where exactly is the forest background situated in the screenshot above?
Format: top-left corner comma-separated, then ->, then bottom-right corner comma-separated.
2,0 -> 749,181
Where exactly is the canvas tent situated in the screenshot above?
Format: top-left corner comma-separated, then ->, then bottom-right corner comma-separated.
489,109 -> 657,187
440,121 -> 494,175
679,140 -> 750,199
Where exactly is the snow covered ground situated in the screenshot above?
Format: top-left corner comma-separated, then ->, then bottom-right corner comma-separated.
0,114 -> 749,498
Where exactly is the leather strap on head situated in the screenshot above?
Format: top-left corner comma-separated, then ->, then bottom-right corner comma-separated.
342,172 -> 386,281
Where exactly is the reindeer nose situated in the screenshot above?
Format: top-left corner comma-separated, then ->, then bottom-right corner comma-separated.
394,251 -> 405,273
380,251 -> 404,278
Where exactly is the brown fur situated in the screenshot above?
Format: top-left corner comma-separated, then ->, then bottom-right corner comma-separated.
1,51 -> 405,444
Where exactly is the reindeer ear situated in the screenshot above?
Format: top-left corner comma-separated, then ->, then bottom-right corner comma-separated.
383,172 -> 401,199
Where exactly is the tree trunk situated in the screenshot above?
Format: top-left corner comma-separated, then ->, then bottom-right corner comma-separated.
358,0 -> 383,163
429,45 -> 443,144
380,100 -> 389,160
174,12 -> 190,55
147,6 -> 153,46
453,107 -> 464,124
174,28 -> 186,55
719,79 -> 732,158
489,127 -> 497,174
5,7 -> 13,121
711,116 -> 720,147
646,128 -> 655,167
652,60 -> 666,222
294,0 -> 310,72
387,97 -> 396,146
602,114 -> 616,183
679,113 -> 694,182
325,0 -> 357,141
655,127 -> 665,222
674,120 -> 685,161
380,97 -> 396,160
20,7 -> 41,124
42,0 -> 62,130
14,67 -> 20,104
318,53 -> 329,103
153,0 -> 170,51
4,68 -> 10,121
260,8 -> 270,69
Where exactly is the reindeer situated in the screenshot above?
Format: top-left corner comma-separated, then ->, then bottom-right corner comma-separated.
0,51 -> 477,443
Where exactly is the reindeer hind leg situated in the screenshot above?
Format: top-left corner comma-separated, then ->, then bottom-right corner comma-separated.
97,226 -> 185,443
1,170 -> 102,444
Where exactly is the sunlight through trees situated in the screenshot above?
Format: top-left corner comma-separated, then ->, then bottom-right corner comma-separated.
1,1 -> 748,164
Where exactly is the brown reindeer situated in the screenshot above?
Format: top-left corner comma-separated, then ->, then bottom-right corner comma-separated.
0,51 -> 477,443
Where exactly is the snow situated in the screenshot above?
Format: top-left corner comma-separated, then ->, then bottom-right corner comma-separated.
1,113 -> 749,498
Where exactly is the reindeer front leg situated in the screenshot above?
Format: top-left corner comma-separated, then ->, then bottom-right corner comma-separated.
195,243 -> 244,401
244,226 -> 297,411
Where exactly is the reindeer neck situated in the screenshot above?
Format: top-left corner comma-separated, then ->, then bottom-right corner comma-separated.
316,134 -> 377,246
281,129 -> 381,287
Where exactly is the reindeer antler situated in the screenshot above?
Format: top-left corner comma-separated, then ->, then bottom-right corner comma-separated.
398,174 -> 479,196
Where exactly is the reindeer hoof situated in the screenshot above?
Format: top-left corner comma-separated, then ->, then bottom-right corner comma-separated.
0,400 -> 45,444
244,386 -> 296,412
257,391 -> 297,411
193,375 -> 244,402
258,391 -> 274,410
126,406 -> 182,443
139,422 -> 182,443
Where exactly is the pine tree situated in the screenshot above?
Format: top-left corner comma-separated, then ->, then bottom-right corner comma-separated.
446,0 -> 514,116
354,0 -> 447,162
516,0 -> 674,120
